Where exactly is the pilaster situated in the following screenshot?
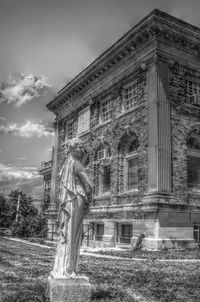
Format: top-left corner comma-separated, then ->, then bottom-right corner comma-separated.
102,221 -> 115,246
50,119 -> 59,206
47,119 -> 59,239
147,57 -> 171,193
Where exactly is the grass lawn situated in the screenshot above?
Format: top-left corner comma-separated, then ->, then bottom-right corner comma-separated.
0,237 -> 200,302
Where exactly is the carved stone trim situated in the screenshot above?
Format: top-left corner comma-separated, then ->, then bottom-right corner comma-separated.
47,11 -> 200,113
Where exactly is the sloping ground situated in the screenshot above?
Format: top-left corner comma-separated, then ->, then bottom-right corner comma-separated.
0,237 -> 200,302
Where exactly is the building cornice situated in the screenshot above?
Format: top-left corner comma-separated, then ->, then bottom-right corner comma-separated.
47,9 -> 200,113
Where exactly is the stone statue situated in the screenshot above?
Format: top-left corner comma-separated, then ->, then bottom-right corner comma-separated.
52,138 -> 92,278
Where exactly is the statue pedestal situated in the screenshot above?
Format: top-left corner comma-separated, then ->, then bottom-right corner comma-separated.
48,273 -> 91,302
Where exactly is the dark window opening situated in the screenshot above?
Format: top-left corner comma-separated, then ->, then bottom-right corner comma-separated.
127,158 -> 138,190
102,165 -> 111,193
188,156 -> 200,190
187,137 -> 200,150
119,224 -> 133,244
194,226 -> 200,243
96,224 -> 104,241
128,140 -> 139,153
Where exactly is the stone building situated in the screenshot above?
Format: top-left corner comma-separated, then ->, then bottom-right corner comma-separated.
46,9 -> 200,249
39,152 -> 53,209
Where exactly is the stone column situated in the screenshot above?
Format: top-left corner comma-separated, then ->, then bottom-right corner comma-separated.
102,221 -> 115,246
50,119 -> 59,205
110,85 -> 122,204
147,58 -> 171,194
140,58 -> 195,250
47,119 -> 59,240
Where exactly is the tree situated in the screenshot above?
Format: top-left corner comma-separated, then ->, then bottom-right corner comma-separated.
1,190 -> 48,238
0,195 -> 10,228
7,190 -> 38,221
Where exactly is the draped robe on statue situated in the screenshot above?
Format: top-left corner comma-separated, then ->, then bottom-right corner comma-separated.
52,153 -> 92,277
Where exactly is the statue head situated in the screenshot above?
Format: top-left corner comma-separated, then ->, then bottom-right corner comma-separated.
62,138 -> 85,160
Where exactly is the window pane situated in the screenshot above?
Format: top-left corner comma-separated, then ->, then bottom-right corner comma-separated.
188,156 -> 200,189
78,107 -> 90,135
187,137 -> 200,150
67,122 -> 73,139
124,83 -> 137,110
96,224 -> 104,236
128,140 -> 139,153
122,224 -> 133,237
193,226 -> 200,243
186,80 -> 200,96
103,165 -> 111,193
127,158 -> 138,190
101,100 -> 111,123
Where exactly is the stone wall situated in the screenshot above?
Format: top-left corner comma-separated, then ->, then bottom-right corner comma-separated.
55,58 -> 200,209
169,62 -> 200,206
55,67 -> 148,208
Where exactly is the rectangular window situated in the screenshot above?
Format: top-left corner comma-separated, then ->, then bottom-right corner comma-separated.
78,106 -> 90,135
188,156 -> 200,190
122,224 -> 133,238
102,165 -> 111,193
97,148 -> 110,160
193,226 -> 200,243
186,80 -> 200,106
120,224 -> 133,244
67,122 -> 73,139
101,99 -> 111,123
127,157 -> 138,190
187,80 -> 200,96
124,83 -> 137,111
96,224 -> 104,241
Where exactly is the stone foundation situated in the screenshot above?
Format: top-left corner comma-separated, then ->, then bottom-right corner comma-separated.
48,273 -> 91,302
141,238 -> 195,250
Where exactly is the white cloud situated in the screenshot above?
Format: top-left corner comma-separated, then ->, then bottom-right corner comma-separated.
0,117 -> 7,121
0,120 -> 54,138
0,167 -> 43,198
0,73 -> 51,107
0,162 -> 40,182
17,157 -> 27,161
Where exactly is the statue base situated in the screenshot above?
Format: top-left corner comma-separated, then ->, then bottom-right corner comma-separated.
48,273 -> 91,302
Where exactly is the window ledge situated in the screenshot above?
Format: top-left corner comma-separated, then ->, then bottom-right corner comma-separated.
125,152 -> 138,159
94,119 -> 111,130
117,105 -> 141,119
188,190 -> 200,195
94,194 -> 111,200
78,129 -> 90,137
118,190 -> 139,197
184,103 -> 200,110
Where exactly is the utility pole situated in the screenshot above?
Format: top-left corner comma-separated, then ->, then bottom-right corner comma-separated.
16,192 -> 21,223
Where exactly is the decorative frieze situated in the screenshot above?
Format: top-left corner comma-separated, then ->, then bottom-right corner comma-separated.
47,10 -> 200,114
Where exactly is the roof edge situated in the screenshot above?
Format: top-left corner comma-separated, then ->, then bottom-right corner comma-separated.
47,9 -> 200,112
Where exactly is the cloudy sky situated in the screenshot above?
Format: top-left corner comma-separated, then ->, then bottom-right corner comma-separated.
1,0 -> 200,198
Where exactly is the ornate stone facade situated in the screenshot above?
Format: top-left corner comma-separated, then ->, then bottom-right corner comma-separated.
45,9 -> 200,249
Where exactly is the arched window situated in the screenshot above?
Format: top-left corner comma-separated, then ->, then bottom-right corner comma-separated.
125,138 -> 139,191
187,135 -> 200,190
118,134 -> 139,192
95,144 -> 111,196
